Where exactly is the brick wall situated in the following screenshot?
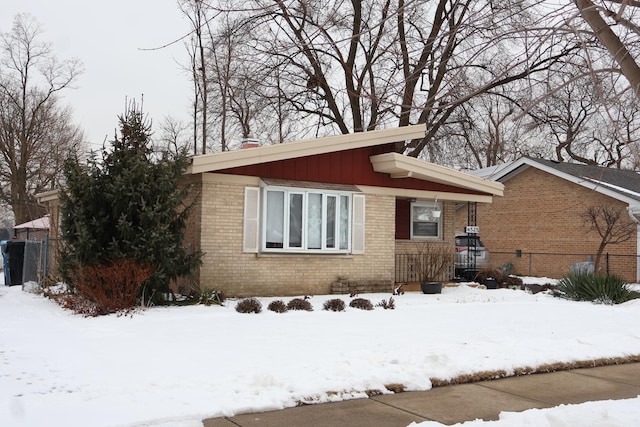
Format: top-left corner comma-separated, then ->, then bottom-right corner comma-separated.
193,175 -> 397,297
457,167 -> 638,281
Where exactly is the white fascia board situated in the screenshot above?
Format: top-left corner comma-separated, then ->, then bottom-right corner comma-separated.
369,153 -> 504,197
187,125 -> 426,174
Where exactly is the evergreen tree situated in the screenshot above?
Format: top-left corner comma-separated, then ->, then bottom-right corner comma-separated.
60,105 -> 201,303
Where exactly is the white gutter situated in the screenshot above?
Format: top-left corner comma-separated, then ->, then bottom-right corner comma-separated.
627,206 -> 640,282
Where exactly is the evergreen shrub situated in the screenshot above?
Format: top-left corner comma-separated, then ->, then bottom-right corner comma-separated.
197,288 -> 225,306
59,105 -> 202,310
554,272 -> 638,304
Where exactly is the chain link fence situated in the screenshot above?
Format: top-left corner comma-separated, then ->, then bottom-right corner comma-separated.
1,238 -> 51,289
489,251 -> 639,283
22,239 -> 46,287
3,237 -> 197,297
393,250 -> 639,284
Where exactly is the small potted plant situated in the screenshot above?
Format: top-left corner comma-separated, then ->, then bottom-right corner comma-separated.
413,241 -> 455,294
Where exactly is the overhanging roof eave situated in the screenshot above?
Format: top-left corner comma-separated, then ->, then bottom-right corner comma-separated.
370,153 -> 504,197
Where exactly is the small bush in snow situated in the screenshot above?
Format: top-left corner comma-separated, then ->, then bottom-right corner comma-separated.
197,288 -> 225,306
235,297 -> 262,313
323,298 -> 346,312
376,296 -> 395,310
554,273 -> 638,304
349,298 -> 374,310
474,267 -> 505,282
286,298 -> 313,311
69,258 -> 154,316
503,275 -> 523,289
267,300 -> 288,313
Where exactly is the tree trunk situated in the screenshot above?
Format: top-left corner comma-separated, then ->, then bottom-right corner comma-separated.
593,241 -> 607,275
574,0 -> 640,99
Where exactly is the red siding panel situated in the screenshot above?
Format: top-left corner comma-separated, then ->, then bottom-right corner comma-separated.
216,146 -> 482,195
395,199 -> 410,239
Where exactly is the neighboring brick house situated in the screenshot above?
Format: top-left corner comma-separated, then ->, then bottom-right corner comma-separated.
183,125 -> 503,296
458,157 -> 640,282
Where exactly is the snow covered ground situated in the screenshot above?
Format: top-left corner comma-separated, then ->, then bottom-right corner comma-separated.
412,397 -> 640,426
1,276 -> 640,427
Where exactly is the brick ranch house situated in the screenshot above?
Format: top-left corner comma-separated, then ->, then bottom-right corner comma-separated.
182,125 -> 503,297
457,157 -> 640,282
39,125 -> 504,297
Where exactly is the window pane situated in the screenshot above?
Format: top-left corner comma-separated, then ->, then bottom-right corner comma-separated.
266,190 -> 284,248
289,193 -> 303,248
412,204 -> 439,238
413,221 -> 438,236
339,195 -> 349,249
307,193 -> 322,249
326,196 -> 336,248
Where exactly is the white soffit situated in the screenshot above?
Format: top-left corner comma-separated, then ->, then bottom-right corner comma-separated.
187,125 -> 426,174
369,152 -> 504,196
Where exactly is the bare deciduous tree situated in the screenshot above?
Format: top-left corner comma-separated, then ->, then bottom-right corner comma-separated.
202,1 -> 581,160
0,14 -> 84,224
447,94 -> 543,169
174,0 -> 640,170
582,205 -> 636,273
156,116 -> 191,156
179,0 -> 216,154
573,0 -> 640,99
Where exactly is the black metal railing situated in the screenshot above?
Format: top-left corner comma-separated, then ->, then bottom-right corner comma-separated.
394,253 -> 455,283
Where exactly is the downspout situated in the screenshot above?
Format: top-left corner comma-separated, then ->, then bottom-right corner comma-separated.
627,206 -> 640,282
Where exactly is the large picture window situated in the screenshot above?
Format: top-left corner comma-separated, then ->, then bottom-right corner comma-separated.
411,202 -> 442,239
263,187 -> 352,253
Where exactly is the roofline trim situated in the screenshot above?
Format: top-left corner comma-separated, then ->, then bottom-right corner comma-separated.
493,158 -> 640,205
369,153 -> 504,197
187,125 -> 426,174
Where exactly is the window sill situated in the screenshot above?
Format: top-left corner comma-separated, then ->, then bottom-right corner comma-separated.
397,237 -> 444,242
256,252 -> 354,259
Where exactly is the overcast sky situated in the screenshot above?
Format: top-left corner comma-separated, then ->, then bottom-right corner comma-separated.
3,0 -> 193,149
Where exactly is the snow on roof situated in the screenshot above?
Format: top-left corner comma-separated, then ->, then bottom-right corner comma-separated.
14,215 -> 50,230
466,162 -> 515,179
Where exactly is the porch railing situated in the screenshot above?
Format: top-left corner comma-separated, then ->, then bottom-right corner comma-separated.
394,253 -> 455,283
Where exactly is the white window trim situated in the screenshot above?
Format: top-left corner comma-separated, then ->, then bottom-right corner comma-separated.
410,201 -> 442,240
260,185 -> 354,254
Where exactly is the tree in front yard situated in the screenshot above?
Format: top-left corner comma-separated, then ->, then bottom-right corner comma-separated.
581,205 -> 636,274
59,103 -> 201,311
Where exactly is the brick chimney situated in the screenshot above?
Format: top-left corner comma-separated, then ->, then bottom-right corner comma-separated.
241,138 -> 260,149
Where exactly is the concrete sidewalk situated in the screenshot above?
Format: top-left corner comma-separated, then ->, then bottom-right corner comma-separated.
203,363 -> 640,426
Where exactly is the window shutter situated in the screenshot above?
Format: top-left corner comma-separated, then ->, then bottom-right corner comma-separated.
351,194 -> 365,254
243,187 -> 260,253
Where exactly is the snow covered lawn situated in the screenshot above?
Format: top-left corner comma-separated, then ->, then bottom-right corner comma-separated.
1,280 -> 640,427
